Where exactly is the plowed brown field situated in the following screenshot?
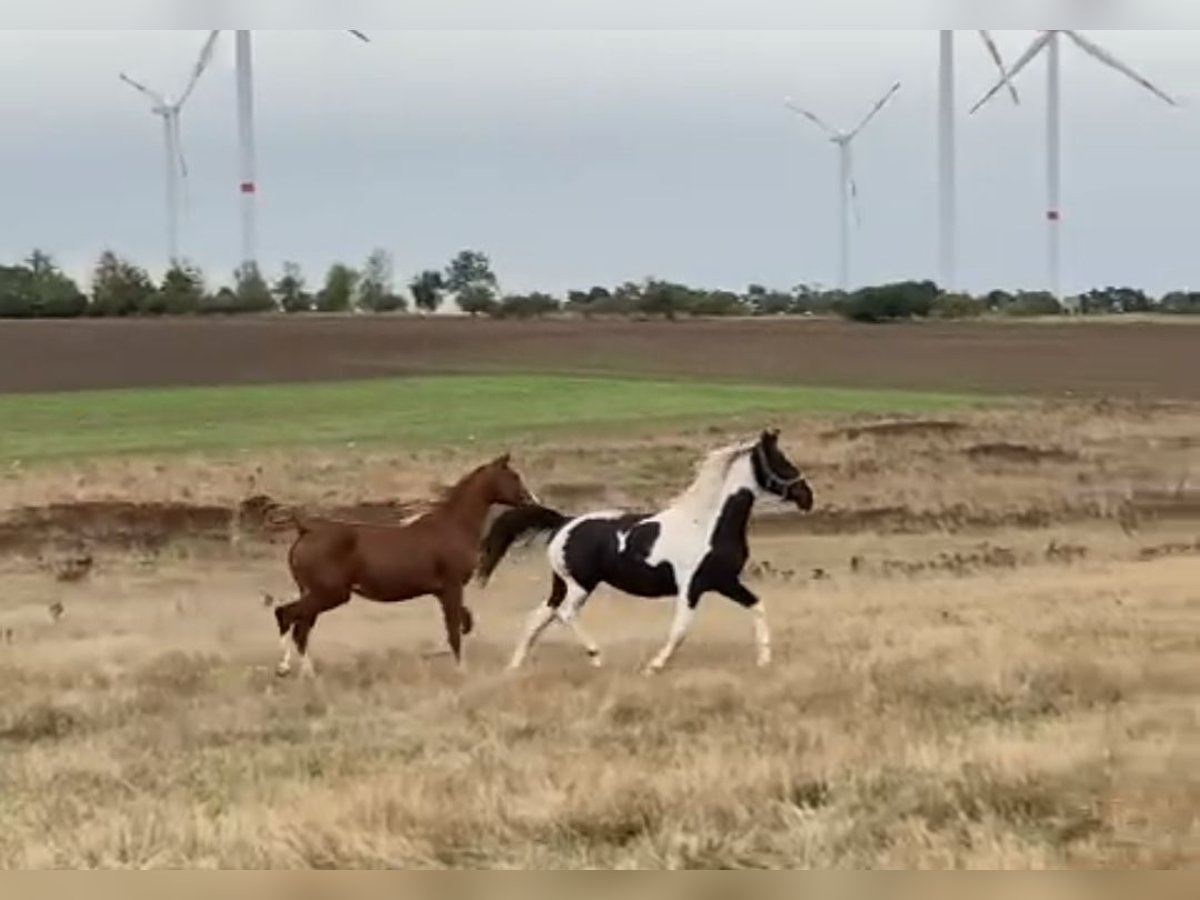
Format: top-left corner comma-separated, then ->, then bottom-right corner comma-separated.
1,315 -> 1196,398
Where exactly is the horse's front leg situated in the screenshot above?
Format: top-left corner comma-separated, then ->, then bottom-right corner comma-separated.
717,579 -> 770,668
437,584 -> 467,667
644,569 -> 699,675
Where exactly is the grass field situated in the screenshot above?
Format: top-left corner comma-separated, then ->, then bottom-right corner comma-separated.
0,374 -> 980,462
1,323 -> 1199,868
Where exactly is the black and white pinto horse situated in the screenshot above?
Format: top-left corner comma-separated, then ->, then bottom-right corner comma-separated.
475,429 -> 814,674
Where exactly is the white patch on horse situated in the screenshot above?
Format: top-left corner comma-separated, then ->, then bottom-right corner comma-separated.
646,443 -> 758,574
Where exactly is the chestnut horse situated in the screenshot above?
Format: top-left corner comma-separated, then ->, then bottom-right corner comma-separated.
268,453 -> 536,677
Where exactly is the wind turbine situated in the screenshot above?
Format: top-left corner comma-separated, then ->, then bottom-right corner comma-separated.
220,29 -> 371,275
119,31 -> 220,269
970,30 -> 1176,300
785,82 -> 902,294
938,30 -> 1019,292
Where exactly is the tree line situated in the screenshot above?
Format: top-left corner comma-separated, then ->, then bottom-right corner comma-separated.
2,248 -> 1199,321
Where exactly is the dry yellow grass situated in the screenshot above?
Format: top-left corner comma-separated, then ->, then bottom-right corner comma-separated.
1,399 -> 1198,869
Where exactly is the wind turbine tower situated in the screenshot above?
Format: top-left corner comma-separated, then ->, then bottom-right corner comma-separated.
785,82 -> 902,294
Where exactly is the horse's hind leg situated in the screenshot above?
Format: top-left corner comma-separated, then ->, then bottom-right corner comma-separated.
274,601 -> 302,676
279,589 -> 349,678
556,584 -> 602,667
509,574 -> 590,670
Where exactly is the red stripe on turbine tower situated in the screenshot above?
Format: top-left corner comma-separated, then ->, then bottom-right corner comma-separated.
240,182 -> 256,194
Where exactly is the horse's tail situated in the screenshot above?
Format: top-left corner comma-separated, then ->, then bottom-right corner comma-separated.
260,501 -> 312,535
476,504 -> 570,586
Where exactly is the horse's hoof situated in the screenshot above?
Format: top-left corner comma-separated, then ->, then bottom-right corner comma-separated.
275,664 -> 291,678
587,651 -> 604,669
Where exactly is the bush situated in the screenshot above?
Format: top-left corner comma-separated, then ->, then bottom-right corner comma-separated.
1160,291 -> 1200,315
1002,291 -> 1062,317
458,284 -> 499,317
930,292 -> 985,320
838,280 -> 939,323
89,251 -> 156,317
160,263 -> 205,315
691,290 -> 745,317
316,264 -> 359,313
234,264 -> 276,313
638,280 -> 696,320
274,262 -> 312,313
496,292 -> 560,319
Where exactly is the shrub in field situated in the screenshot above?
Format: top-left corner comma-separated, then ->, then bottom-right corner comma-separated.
1160,291 -> 1200,314
409,270 -> 445,314
89,251 -> 157,317
838,280 -> 939,323
357,248 -> 407,313
234,264 -> 276,313
496,292 -> 561,319
317,263 -> 359,313
159,263 -> 205,315
0,252 -> 86,318
691,289 -> 746,317
930,293 -> 986,320
1002,291 -> 1062,317
274,262 -> 313,313
638,279 -> 697,320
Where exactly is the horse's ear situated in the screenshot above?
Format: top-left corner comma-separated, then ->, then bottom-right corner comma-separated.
762,428 -> 780,444
494,452 -> 512,468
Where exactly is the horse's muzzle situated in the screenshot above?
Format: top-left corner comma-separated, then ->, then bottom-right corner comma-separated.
790,480 -> 815,512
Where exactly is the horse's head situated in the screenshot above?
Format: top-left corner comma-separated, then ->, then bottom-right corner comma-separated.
751,429 -> 814,511
482,453 -> 539,507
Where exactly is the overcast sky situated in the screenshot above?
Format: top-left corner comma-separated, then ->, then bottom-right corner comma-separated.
1,28 -> 1198,297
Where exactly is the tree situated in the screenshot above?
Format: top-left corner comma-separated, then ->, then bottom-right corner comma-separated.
1080,286 -> 1153,315
691,289 -> 745,317
234,263 -> 275,313
410,269 -> 445,314
984,289 -> 1015,312
638,280 -> 697,320
457,283 -> 499,317
745,283 -> 794,316
89,250 -> 156,317
1003,291 -> 1061,317
445,249 -> 498,295
930,292 -> 985,319
565,286 -> 615,317
316,263 -> 359,312
837,280 -> 939,323
358,248 -> 406,312
497,291 -> 560,319
1161,291 -> 1200,315
25,250 -> 86,318
273,262 -> 312,313
159,262 -> 205,315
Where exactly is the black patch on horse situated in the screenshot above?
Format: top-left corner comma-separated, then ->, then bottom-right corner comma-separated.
562,515 -> 678,599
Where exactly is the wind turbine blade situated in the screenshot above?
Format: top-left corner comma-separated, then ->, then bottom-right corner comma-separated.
119,72 -> 165,106
177,30 -> 221,108
848,81 -> 901,139
1063,30 -> 1177,106
783,97 -> 838,137
348,30 -> 370,42
969,30 -> 1054,114
978,30 -> 1020,104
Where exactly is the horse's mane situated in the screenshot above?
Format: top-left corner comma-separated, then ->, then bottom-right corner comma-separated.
432,461 -> 491,509
665,438 -> 757,516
